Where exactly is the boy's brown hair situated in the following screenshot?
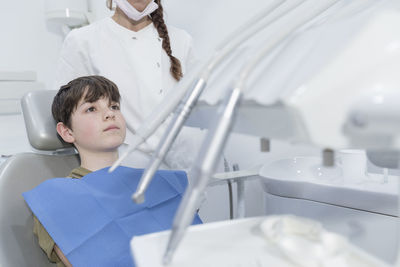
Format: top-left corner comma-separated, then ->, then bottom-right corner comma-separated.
52,75 -> 121,128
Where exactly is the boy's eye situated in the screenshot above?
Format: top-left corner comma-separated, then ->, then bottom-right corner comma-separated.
111,104 -> 120,110
86,107 -> 96,112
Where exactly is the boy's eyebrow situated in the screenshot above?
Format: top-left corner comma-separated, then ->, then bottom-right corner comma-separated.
78,99 -> 119,108
78,102 -> 89,107
77,101 -> 93,108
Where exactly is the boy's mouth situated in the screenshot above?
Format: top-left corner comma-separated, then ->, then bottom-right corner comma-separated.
104,125 -> 120,131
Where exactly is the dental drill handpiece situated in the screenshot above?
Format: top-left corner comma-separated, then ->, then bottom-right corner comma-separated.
131,0 -> 291,203
163,86 -> 243,265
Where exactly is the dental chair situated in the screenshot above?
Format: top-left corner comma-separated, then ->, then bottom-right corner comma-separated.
0,90 -> 79,266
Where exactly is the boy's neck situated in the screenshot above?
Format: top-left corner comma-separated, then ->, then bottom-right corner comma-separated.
79,150 -> 119,172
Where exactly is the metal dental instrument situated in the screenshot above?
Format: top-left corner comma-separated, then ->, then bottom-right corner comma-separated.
162,0 -> 340,264
223,157 -> 234,219
233,163 -> 246,219
131,0 -> 310,204
109,0 -> 288,174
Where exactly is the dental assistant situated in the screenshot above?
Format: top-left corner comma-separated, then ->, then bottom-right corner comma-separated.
54,0 -> 199,169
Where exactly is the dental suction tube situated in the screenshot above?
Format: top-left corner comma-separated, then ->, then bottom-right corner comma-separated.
109,0 -> 289,173
162,0 -> 341,264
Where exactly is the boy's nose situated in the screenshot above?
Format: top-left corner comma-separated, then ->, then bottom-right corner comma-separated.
104,110 -> 116,120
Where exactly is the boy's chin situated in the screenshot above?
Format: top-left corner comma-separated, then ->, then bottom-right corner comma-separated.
96,140 -> 124,153
104,143 -> 124,152
104,137 -> 125,148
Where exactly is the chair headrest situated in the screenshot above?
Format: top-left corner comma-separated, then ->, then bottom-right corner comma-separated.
21,90 -> 73,151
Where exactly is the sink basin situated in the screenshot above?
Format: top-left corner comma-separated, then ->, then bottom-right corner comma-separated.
259,156 -> 398,216
259,157 -> 343,183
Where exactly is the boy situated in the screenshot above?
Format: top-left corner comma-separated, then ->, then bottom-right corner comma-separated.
26,75 -> 201,267
34,75 -> 126,266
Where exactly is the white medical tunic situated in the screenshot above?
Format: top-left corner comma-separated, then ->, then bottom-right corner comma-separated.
54,17 -> 201,169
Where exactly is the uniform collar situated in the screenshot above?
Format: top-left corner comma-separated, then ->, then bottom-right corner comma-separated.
106,16 -> 158,40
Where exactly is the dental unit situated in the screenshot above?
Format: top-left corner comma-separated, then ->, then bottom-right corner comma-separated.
129,0 -> 400,266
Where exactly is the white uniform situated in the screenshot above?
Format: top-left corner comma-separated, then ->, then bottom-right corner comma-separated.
54,17 -> 201,169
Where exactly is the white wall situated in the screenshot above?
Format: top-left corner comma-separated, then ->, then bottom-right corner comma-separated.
0,0 -> 63,156
163,0 -> 269,58
0,0 -> 64,90
2,0 -> 399,90
0,0 -> 270,90
0,0 -> 110,156
0,0 -> 113,90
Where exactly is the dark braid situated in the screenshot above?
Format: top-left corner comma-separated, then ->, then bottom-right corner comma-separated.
151,0 -> 183,81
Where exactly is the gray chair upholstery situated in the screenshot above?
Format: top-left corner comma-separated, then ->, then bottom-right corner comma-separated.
21,90 -> 72,151
0,90 -> 79,266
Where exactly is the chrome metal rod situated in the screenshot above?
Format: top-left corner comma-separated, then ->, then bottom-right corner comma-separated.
132,78 -> 207,203
236,179 -> 245,218
233,164 -> 246,219
163,87 -> 243,265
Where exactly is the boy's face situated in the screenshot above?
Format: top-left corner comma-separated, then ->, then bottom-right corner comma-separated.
60,96 -> 126,153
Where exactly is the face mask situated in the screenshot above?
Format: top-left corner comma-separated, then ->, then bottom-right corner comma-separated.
114,0 -> 159,21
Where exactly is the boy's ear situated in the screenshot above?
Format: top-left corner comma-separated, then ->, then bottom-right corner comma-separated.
56,122 -> 75,144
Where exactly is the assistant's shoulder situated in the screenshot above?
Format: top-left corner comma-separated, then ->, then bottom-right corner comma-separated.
64,17 -> 110,45
167,25 -> 193,43
166,25 -> 197,71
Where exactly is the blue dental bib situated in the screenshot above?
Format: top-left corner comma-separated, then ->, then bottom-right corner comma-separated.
23,166 -> 202,267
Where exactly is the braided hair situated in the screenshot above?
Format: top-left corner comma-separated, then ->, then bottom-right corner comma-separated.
150,0 -> 182,81
106,0 -> 183,81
